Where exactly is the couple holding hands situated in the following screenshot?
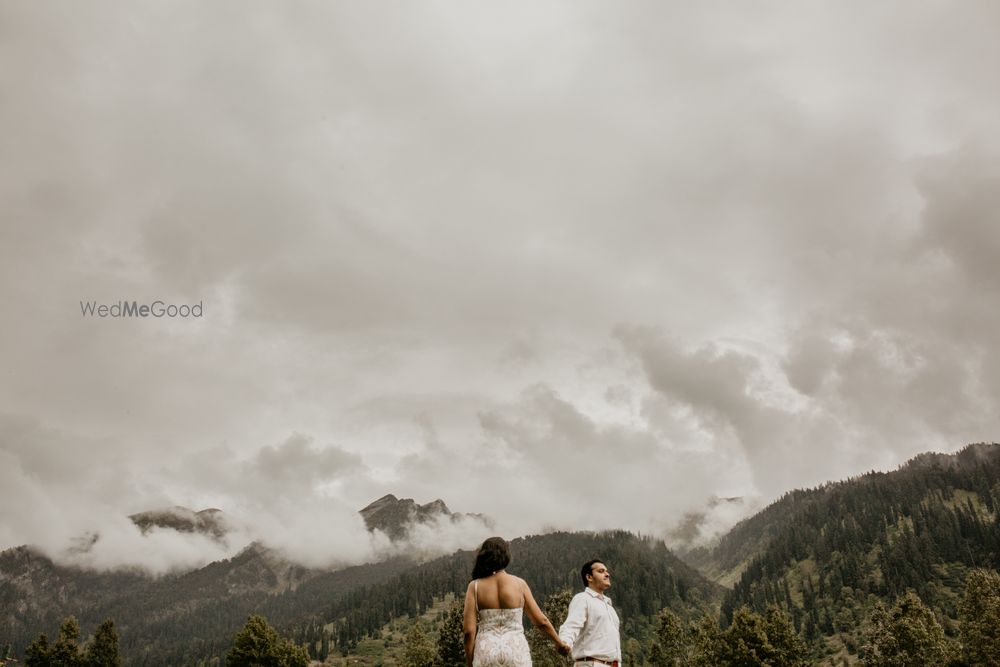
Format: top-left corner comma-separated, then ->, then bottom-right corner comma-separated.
463,537 -> 621,667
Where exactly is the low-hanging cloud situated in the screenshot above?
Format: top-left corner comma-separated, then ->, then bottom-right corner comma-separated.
0,426 -> 502,574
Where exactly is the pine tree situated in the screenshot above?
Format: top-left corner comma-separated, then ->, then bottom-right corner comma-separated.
697,606 -> 809,667
689,615 -> 722,667
648,609 -> 689,666
761,605 -> 809,667
526,589 -> 572,667
719,606 -> 774,666
860,593 -> 953,666
24,633 -> 52,667
320,632 -> 330,662
84,619 -> 122,667
436,603 -> 465,667
958,569 -> 1000,667
52,617 -> 85,667
226,615 -> 309,667
402,622 -> 437,667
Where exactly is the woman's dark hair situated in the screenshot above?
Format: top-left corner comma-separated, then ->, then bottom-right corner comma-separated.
471,537 -> 511,580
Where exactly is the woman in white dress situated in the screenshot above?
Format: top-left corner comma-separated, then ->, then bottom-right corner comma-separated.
463,537 -> 570,667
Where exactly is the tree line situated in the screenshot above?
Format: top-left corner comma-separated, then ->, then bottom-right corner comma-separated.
402,568 -> 1000,667
13,567 -> 999,666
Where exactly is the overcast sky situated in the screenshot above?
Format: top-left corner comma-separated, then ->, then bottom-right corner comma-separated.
2,1 -> 999,573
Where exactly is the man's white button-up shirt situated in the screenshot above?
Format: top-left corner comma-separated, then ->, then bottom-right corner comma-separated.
558,588 -> 622,664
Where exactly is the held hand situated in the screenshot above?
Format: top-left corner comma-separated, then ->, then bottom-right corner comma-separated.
557,643 -> 571,656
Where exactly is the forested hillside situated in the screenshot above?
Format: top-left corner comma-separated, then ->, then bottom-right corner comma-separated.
3,531 -> 719,666
323,531 -> 721,658
694,443 -> 1000,660
0,545 -> 416,665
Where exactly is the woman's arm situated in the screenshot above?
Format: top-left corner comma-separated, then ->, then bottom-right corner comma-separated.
522,580 -> 571,654
463,581 -> 478,667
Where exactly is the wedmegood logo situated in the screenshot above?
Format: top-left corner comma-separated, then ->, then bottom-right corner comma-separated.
79,300 -> 204,318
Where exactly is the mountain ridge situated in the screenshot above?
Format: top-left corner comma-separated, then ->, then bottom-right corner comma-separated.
680,442 -> 1000,586
680,442 -> 1000,663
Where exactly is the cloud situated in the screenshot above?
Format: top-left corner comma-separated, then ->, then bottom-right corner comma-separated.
3,1 -> 1000,570
0,429 -> 248,576
376,513 -> 496,564
0,421 -> 503,573
666,496 -> 758,552
59,520 -> 244,577
236,434 -> 364,497
0,422 -> 375,572
164,435 -> 385,569
387,383 -> 751,542
614,327 -> 820,495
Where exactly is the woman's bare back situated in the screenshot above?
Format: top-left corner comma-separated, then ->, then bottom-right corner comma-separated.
474,572 -> 525,610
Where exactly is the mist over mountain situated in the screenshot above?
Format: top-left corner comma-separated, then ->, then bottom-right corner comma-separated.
1,493 -> 492,659
665,495 -> 750,554
359,494 -> 494,540
5,488 -> 497,578
128,506 -> 230,541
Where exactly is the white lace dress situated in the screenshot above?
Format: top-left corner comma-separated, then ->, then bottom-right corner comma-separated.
473,607 -> 532,667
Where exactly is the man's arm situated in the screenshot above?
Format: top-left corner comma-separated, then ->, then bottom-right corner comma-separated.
558,594 -> 588,648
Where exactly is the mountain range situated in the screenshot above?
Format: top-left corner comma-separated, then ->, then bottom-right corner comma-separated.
2,443 -> 999,665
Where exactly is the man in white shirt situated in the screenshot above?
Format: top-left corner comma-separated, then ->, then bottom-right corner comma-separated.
558,559 -> 622,667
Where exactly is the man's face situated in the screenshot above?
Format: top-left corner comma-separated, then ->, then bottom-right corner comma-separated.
587,562 -> 611,592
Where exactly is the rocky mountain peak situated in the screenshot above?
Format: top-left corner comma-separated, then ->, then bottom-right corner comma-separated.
129,505 -> 230,540
359,494 -> 489,540
421,499 -> 450,515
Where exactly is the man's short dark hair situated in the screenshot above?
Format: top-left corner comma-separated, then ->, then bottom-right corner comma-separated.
581,559 -> 604,587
